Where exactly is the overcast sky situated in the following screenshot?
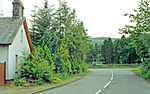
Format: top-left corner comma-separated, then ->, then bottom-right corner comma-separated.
0,0 -> 140,38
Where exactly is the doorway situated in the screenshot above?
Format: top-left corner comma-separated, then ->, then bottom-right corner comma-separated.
0,62 -> 5,85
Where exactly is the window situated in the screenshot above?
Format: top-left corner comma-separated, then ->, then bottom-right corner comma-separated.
21,30 -> 23,42
15,55 -> 18,73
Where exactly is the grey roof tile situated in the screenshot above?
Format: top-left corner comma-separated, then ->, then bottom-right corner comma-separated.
0,17 -> 24,44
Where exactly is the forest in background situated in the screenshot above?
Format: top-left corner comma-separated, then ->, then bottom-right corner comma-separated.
90,37 -> 119,44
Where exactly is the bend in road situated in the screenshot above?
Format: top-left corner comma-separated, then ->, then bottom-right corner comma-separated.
37,69 -> 112,94
37,69 -> 150,94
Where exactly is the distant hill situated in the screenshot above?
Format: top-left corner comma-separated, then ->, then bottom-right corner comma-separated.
90,37 -> 119,44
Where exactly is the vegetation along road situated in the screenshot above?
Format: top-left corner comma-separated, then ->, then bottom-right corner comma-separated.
37,69 -> 150,94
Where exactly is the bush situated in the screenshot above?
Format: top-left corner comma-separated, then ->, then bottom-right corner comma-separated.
18,45 -> 87,86
51,73 -> 73,81
19,47 -> 53,85
35,78 -> 44,85
61,73 -> 73,80
49,77 -> 62,83
141,57 -> 150,79
13,78 -> 27,87
72,60 -> 88,74
81,61 -> 88,73
77,64 -> 82,73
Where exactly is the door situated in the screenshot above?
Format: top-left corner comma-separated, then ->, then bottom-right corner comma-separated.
0,62 -> 5,85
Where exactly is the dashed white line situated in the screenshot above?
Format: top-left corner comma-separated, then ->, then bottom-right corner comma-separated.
95,90 -> 102,94
111,76 -> 113,81
104,81 -> 111,88
95,69 -> 114,94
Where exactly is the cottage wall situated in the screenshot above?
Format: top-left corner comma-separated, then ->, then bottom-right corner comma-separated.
0,46 -> 8,63
7,23 -> 30,80
0,46 -> 8,79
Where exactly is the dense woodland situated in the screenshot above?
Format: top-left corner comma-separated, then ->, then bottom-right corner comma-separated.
87,35 -> 145,64
90,37 -> 118,44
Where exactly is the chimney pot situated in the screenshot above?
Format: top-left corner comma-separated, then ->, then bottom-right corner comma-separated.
12,0 -> 24,20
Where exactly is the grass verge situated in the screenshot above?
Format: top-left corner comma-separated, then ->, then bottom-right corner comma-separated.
0,72 -> 90,94
0,77 -> 78,94
131,68 -> 141,72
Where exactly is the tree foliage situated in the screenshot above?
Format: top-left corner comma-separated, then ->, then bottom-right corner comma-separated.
113,35 -> 139,64
18,0 -> 90,85
86,43 -> 102,63
87,36 -> 139,65
20,46 -> 53,85
119,0 -> 150,79
119,0 -> 150,34
101,38 -> 113,64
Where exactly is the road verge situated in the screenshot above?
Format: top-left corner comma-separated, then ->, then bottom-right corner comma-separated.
0,73 -> 90,94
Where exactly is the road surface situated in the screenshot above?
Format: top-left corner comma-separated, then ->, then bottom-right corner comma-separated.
37,69 -> 150,94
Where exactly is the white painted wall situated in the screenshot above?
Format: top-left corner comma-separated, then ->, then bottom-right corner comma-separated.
0,46 -> 8,63
7,23 -> 30,80
0,46 -> 8,79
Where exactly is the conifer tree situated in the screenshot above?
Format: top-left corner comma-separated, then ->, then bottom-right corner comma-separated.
30,0 -> 56,46
101,38 -> 113,64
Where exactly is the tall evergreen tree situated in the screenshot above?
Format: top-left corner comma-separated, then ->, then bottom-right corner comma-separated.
30,0 -> 56,46
106,38 -> 113,64
101,38 -> 113,64
55,1 -> 90,73
113,35 -> 138,64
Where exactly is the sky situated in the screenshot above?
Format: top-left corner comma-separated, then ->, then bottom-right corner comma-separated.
0,0 -> 140,38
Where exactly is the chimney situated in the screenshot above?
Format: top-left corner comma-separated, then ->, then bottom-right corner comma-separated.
12,0 -> 24,19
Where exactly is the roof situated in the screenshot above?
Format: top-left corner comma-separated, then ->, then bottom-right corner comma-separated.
0,17 -> 33,52
0,17 -> 24,45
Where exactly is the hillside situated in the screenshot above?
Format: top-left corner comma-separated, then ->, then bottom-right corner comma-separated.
90,37 -> 119,44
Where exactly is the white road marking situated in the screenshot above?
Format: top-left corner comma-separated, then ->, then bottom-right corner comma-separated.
104,81 -> 111,88
111,76 -> 113,81
95,90 -> 102,94
95,69 -> 114,94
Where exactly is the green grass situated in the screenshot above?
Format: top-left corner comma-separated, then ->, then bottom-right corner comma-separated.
131,68 -> 141,72
89,65 -> 139,69
131,68 -> 141,77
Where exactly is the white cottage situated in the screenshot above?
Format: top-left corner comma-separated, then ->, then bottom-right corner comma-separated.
0,0 -> 33,82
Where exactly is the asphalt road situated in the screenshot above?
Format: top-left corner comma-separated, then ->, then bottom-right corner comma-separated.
100,69 -> 150,94
37,69 -> 150,94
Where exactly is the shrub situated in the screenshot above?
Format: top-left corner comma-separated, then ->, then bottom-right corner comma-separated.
13,78 -> 27,87
35,78 -> 44,85
77,60 -> 88,74
81,61 -> 88,73
77,64 -> 82,73
49,77 -> 62,83
61,73 -> 73,80
141,56 -> 150,79
19,47 -> 53,85
50,72 -> 73,81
